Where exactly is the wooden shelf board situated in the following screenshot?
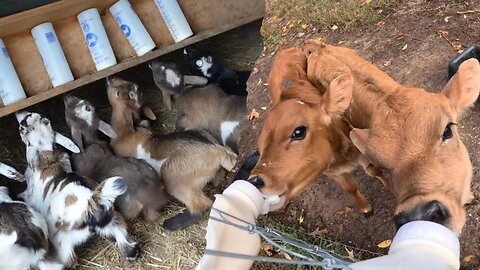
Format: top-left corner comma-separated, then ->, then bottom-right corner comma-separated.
0,14 -> 263,118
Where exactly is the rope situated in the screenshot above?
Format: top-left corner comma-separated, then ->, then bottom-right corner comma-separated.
205,207 -> 353,270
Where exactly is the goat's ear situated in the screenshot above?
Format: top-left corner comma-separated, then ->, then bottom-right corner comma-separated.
142,106 -> 156,120
321,74 -> 353,116
71,128 -> 84,152
442,58 -> 480,117
350,128 -> 370,155
98,120 -> 117,139
15,111 -> 29,124
54,133 -> 80,153
184,75 -> 208,85
123,111 -> 135,132
0,162 -> 25,182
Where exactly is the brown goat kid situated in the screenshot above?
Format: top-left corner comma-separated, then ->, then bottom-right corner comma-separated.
304,39 -> 480,234
248,48 -> 381,214
149,61 -> 247,153
106,77 -> 238,230
64,94 -> 170,222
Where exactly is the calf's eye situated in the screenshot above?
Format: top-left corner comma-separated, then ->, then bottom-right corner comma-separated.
291,126 -> 307,141
442,123 -> 454,141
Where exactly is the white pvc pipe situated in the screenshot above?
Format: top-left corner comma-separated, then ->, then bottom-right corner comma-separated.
154,0 -> 193,42
31,22 -> 74,87
78,8 -> 117,71
109,0 -> 156,56
0,39 -> 26,105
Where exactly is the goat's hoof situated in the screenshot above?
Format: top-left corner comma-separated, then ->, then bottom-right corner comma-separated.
163,212 -> 203,231
362,209 -> 374,218
125,243 -> 140,261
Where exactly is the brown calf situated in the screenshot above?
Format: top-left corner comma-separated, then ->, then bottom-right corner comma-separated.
248,48 -> 379,214
304,39 -> 480,234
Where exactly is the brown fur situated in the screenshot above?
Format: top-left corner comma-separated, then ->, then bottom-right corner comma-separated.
250,48 -> 382,213
107,77 -> 238,216
305,39 -> 479,233
150,61 -> 247,152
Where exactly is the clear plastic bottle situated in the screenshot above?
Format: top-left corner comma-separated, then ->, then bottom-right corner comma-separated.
196,180 -> 277,270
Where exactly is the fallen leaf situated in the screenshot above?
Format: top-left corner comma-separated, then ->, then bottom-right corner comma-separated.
308,227 -> 329,237
444,16 -> 451,22
262,244 -> 275,257
331,25 -> 339,30
336,207 -> 354,217
394,34 -> 406,40
260,106 -> 267,111
377,239 -> 392,248
338,41 -> 345,45
463,255 -> 476,263
383,60 -> 392,66
345,247 -> 355,262
438,29 -> 449,36
375,20 -> 385,26
248,109 -> 260,121
298,214 -> 305,224
401,44 -> 408,51
362,0 -> 373,4
451,41 -> 462,50
279,251 -> 292,260
297,32 -> 305,38
301,23 -> 308,29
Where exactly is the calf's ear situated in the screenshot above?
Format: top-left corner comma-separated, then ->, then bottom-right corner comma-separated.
350,128 -> 369,155
321,74 -> 353,116
442,58 -> 480,117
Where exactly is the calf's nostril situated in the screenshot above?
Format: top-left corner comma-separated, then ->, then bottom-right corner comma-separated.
248,176 -> 265,189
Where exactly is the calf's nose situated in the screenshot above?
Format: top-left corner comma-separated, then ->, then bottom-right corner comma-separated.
248,176 -> 265,189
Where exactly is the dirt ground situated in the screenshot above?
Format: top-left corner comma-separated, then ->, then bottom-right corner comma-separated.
241,1 -> 480,269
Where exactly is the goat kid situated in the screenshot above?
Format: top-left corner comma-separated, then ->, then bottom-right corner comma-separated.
304,39 -> 480,234
183,45 -> 250,96
149,60 -> 247,153
106,77 -> 238,230
64,94 -> 170,222
248,48 -> 380,214
0,164 -> 63,270
16,111 -> 138,268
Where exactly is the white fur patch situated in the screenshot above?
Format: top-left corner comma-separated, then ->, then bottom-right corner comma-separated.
220,121 -> 239,146
74,100 -> 93,126
165,68 -> 181,88
136,145 -> 167,173
0,231 -> 47,270
199,56 -> 213,78
297,100 -> 305,105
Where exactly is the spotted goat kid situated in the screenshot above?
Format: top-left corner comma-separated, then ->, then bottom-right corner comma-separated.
16,111 -> 139,269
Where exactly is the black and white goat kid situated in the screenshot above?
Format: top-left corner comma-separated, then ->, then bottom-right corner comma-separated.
0,163 -> 63,270
16,111 -> 138,269
183,45 -> 250,96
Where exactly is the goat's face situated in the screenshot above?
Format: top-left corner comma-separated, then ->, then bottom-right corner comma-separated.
64,94 -> 96,127
351,59 -> 480,234
16,111 -> 80,154
149,60 -> 183,90
106,77 -> 143,111
248,48 -> 353,210
183,45 -> 214,78
16,112 -> 55,151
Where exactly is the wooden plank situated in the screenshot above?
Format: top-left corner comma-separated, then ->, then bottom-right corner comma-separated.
0,0 -> 59,18
0,13 -> 264,118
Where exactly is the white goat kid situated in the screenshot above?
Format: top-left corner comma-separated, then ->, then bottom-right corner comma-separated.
16,111 -> 139,269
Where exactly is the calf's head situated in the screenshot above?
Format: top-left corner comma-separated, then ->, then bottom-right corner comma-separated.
16,111 -> 80,154
249,48 -> 353,210
350,59 -> 480,234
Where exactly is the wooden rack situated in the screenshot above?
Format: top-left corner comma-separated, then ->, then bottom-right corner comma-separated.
0,0 -> 264,117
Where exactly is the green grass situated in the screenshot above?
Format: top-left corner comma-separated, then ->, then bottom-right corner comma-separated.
251,216 -> 383,269
268,0 -> 401,30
